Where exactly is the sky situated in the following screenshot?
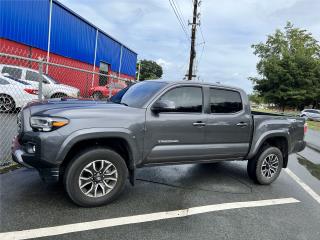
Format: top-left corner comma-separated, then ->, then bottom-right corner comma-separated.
59,0 -> 320,93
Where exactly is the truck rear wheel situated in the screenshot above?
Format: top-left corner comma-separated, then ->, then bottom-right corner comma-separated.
247,146 -> 283,185
64,148 -> 128,207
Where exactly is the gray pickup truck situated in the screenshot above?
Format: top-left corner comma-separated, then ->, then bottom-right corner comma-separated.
12,80 -> 306,207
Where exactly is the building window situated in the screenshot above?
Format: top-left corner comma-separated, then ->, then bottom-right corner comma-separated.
99,62 -> 110,86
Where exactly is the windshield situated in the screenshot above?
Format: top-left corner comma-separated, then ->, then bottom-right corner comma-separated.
120,81 -> 167,108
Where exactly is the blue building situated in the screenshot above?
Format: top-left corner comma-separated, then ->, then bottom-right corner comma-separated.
0,0 -> 137,93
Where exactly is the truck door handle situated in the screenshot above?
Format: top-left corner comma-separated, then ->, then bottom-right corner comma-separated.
236,122 -> 248,127
193,121 -> 206,127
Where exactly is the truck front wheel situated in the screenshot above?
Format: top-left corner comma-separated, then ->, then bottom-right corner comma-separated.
247,146 -> 283,185
64,148 -> 128,207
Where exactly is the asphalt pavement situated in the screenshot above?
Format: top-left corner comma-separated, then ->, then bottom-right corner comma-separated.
0,115 -> 320,239
0,113 -> 17,165
0,145 -> 320,240
305,129 -> 320,151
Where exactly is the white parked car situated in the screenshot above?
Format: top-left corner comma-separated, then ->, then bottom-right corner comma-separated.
0,75 -> 38,113
0,64 -> 80,98
300,109 -> 320,121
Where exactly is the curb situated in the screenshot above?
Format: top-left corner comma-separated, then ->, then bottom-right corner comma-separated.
306,142 -> 320,153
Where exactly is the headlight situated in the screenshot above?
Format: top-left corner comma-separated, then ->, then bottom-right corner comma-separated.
30,116 -> 69,132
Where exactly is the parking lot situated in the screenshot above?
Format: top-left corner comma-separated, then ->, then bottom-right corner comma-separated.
0,144 -> 319,240
0,113 -> 17,165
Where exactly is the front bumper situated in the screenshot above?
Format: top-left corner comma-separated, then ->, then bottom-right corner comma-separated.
11,136 -> 33,168
11,136 -> 60,183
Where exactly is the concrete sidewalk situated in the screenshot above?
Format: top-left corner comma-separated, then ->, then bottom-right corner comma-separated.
305,129 -> 320,152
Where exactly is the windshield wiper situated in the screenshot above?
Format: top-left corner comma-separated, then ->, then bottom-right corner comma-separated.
120,102 -> 128,106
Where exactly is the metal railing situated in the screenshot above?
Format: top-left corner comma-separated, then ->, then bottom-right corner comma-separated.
0,51 -> 135,165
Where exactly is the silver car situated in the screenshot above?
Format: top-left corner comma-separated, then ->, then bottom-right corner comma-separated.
300,109 -> 320,121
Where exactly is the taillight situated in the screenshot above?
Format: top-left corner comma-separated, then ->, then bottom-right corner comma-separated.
304,122 -> 308,134
24,88 -> 38,95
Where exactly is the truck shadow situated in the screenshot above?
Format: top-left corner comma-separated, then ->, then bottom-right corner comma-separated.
135,161 -> 253,195
297,156 -> 320,180
1,161 -> 259,217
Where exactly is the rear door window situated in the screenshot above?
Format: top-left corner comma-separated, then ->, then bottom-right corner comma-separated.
26,70 -> 39,82
26,70 -> 49,83
209,88 -> 243,113
1,66 -> 22,79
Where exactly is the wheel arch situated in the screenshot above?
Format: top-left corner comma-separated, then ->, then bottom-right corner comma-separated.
50,92 -> 68,98
57,129 -> 139,185
248,131 -> 290,168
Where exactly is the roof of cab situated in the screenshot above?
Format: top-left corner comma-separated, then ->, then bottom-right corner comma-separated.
143,79 -> 244,92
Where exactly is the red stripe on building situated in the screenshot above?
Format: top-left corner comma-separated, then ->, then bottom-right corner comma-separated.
0,38 -> 134,96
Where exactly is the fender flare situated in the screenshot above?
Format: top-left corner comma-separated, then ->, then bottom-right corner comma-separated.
247,130 -> 290,160
55,128 -> 140,170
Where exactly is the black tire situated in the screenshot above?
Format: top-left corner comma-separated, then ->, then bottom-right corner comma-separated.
0,94 -> 16,113
63,148 -> 128,207
92,91 -> 103,100
247,146 -> 283,185
51,93 -> 67,98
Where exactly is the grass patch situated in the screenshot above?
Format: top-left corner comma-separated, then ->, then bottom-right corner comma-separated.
252,108 -> 299,116
252,108 -> 320,132
0,162 -> 22,174
307,120 -> 320,131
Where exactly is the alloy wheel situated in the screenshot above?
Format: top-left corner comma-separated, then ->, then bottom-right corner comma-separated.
78,160 -> 118,198
261,153 -> 279,178
0,95 -> 14,112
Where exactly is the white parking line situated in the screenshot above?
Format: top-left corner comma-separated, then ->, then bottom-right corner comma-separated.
285,168 -> 320,204
0,198 -> 299,240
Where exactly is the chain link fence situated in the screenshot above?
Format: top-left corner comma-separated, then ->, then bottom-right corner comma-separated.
0,49 -> 135,166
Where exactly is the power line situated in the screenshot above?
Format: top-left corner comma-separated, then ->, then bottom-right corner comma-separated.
172,0 -> 188,31
195,26 -> 205,74
195,41 -> 205,77
199,25 -> 205,43
168,0 -> 191,79
168,0 -> 190,41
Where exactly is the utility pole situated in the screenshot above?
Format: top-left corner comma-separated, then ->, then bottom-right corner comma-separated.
137,61 -> 141,81
187,0 -> 199,80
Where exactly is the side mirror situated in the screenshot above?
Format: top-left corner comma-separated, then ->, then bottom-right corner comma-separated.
151,100 -> 176,113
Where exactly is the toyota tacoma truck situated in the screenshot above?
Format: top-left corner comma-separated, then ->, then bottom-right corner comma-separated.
12,80 -> 307,207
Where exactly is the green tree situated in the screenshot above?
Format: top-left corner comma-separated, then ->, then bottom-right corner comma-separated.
250,22 -> 320,110
248,92 -> 264,105
137,60 -> 163,81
